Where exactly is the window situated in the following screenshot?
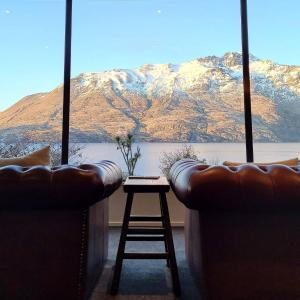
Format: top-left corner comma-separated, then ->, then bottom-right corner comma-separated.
0,0 -> 65,165
70,0 -> 245,174
3,1 -> 296,169
249,0 -> 300,162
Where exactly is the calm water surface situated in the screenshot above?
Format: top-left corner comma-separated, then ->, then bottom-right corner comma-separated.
79,143 -> 300,175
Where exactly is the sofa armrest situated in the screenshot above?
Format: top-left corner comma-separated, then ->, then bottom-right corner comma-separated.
0,160 -> 122,209
170,159 -> 300,212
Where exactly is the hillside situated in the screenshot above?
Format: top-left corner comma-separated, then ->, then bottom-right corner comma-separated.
1,52 -> 300,143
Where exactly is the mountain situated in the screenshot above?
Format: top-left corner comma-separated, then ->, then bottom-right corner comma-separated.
1,52 -> 300,143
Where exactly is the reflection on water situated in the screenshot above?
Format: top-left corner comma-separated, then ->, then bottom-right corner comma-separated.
78,143 -> 300,175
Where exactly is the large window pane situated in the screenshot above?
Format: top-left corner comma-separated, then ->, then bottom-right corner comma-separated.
71,0 -> 245,173
249,0 -> 300,163
0,1 -> 65,165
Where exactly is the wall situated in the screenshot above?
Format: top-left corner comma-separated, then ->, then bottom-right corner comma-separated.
109,187 -> 185,227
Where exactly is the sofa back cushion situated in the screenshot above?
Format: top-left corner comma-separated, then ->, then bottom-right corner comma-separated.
0,161 -> 122,209
170,159 -> 300,212
0,146 -> 50,167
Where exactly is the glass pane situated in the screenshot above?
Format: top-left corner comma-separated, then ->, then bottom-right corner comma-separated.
0,1 -> 65,166
70,0 -> 245,173
249,0 -> 300,163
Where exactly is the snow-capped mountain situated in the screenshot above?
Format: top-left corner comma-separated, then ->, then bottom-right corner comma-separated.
1,52 -> 300,143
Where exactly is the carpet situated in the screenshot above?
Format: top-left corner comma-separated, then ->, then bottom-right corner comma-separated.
89,228 -> 202,300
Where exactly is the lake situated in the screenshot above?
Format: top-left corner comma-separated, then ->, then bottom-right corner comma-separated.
78,143 -> 300,175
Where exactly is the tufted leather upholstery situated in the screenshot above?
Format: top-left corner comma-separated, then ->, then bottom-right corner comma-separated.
0,160 -> 122,209
170,159 -> 300,212
0,160 -> 122,300
170,159 -> 300,300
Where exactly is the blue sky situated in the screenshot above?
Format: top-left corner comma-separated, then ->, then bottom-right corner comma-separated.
0,0 -> 300,111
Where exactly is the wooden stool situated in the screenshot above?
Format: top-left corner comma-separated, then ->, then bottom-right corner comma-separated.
110,176 -> 181,295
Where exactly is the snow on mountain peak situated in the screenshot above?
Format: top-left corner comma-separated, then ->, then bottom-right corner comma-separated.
73,52 -> 300,101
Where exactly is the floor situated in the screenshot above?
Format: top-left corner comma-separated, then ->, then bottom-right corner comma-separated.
89,228 -> 201,300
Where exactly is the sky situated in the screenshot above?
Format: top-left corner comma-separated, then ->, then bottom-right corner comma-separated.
0,0 -> 300,111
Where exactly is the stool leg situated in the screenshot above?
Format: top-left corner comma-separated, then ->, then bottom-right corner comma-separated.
111,192 -> 134,294
159,192 -> 181,296
159,196 -> 170,267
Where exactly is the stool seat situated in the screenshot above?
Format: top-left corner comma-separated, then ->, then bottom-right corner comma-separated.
123,176 -> 170,193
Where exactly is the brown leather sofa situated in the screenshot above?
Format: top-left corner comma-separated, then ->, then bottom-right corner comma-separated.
0,160 -> 122,300
170,159 -> 300,300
